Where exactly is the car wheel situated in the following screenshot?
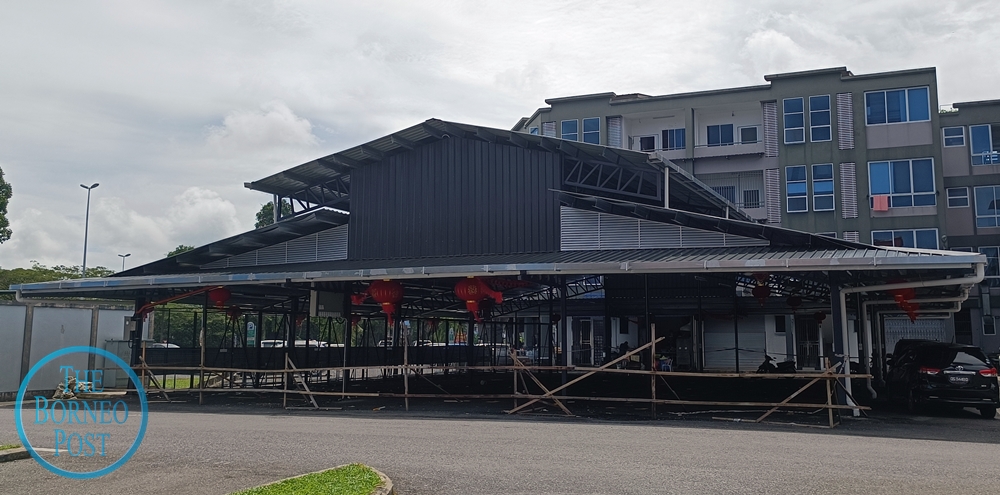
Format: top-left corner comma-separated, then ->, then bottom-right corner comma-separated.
980,406 -> 998,420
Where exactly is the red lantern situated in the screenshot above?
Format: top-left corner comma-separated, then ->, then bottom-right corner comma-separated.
351,315 -> 361,327
454,277 -> 504,322
814,312 -> 826,323
368,279 -> 404,325
208,288 -> 231,307
752,272 -> 770,285
751,285 -> 771,306
786,296 -> 802,309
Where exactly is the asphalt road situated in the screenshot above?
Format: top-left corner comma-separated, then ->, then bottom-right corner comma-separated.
1,401 -> 999,495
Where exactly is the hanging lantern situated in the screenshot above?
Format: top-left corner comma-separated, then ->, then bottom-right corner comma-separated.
786,296 -> 802,310
550,313 -> 562,325
208,287 -> 231,307
752,272 -> 770,285
350,315 -> 361,327
814,312 -> 826,323
906,302 -> 920,323
454,277 -> 504,322
751,285 -> 771,306
368,279 -> 404,326
350,292 -> 368,306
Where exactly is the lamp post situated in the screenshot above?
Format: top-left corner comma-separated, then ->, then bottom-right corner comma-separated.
80,183 -> 99,277
118,253 -> 131,272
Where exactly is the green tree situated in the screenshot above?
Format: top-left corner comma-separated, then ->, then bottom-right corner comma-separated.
255,200 -> 291,228
0,166 -> 12,243
166,245 -> 195,257
1,262 -> 113,296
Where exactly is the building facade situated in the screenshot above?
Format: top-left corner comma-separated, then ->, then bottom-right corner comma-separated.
513,66 -> 998,354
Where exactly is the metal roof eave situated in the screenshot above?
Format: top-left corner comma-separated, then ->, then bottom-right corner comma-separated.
13,252 -> 985,296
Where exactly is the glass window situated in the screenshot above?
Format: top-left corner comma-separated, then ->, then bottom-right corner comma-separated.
529,127 -> 539,135
707,124 -> 734,146
561,120 -> 578,141
982,247 -> 1000,288
637,135 -> 656,151
974,185 -> 1000,227
943,126 -> 965,147
738,126 -> 758,144
783,97 -> 805,144
871,229 -> 938,249
907,88 -> 930,121
809,95 -> 831,142
812,163 -> 834,211
582,118 -> 600,144
662,128 -> 685,150
786,165 -> 807,213
864,87 -> 931,125
970,124 -> 1000,165
947,187 -> 969,208
868,159 -> 936,208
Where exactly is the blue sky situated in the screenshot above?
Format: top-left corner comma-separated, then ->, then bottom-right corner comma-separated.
1,0 -> 998,270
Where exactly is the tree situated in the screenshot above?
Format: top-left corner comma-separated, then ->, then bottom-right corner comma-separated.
167,245 -> 195,257
255,200 -> 292,228
1,262 -> 113,297
0,166 -> 12,243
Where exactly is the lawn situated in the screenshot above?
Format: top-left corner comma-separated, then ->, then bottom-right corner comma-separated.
0,444 -> 21,451
231,464 -> 382,495
154,375 -> 201,389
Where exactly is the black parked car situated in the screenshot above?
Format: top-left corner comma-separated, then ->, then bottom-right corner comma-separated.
886,342 -> 999,419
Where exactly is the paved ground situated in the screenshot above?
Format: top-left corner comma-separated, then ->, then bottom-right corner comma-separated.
1,399 -> 998,495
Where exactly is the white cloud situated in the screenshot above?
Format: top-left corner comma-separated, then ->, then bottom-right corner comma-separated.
206,101 -> 319,154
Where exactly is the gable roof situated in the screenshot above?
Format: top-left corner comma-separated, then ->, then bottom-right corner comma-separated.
244,118 -> 751,222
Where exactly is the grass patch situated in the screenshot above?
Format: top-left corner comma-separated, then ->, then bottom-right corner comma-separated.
0,444 -> 21,451
154,376 -> 201,389
231,464 -> 382,495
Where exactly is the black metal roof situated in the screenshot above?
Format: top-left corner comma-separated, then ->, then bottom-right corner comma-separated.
244,118 -> 750,221
116,209 -> 348,277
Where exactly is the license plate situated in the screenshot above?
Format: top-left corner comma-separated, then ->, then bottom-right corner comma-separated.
949,376 -> 970,384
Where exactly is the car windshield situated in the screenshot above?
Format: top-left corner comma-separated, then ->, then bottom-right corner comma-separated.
917,347 -> 989,368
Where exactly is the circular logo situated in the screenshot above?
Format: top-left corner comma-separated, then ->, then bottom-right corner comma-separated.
15,346 -> 148,479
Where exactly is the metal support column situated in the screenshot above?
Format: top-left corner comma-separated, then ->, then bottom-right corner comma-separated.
560,275 -> 568,390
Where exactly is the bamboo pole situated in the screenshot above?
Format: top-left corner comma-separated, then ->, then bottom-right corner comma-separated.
650,322 -> 656,419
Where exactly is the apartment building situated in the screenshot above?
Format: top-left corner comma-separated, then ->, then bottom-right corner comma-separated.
514,66 -> 1000,354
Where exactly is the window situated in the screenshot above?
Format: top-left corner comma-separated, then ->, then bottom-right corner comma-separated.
662,128 -> 685,150
979,247 -> 1000,280
809,95 -> 831,142
812,164 -> 834,211
711,186 -> 736,204
786,165 -> 807,213
738,126 -> 759,144
743,189 -> 761,208
970,124 -> 1000,165
943,126 -> 964,147
582,117 -> 600,144
783,98 -> 804,143
636,135 -> 656,151
973,185 -> 1000,227
529,127 -> 539,135
947,187 -> 969,208
707,124 -> 734,146
561,120 -> 578,141
871,229 -> 938,249
868,158 -> 936,207
864,87 -> 930,125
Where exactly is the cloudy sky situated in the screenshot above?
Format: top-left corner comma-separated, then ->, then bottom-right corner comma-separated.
1,0 -> 998,271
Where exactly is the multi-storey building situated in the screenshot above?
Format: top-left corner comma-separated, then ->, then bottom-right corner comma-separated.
513,66 -> 999,354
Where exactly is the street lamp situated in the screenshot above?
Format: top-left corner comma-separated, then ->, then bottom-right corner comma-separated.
118,253 -> 131,272
80,183 -> 99,277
